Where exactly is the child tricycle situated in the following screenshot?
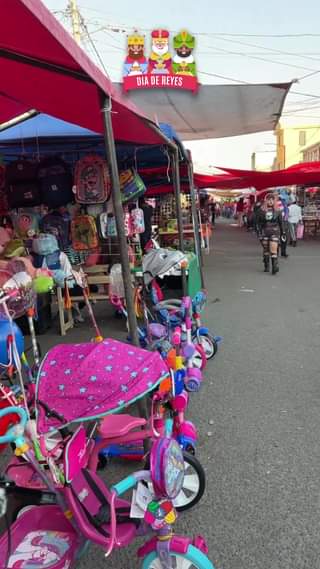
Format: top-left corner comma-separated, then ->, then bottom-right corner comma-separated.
0,406 -> 215,569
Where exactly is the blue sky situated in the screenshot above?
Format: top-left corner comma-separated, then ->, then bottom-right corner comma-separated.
44,0 -> 320,169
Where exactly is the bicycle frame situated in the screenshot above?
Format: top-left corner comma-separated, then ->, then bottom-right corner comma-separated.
0,406 -> 213,569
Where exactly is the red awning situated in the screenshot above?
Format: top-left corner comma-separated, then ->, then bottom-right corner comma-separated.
194,162 -> 320,191
0,0 -> 165,145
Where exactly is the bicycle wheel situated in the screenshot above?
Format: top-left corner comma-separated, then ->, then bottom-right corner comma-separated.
142,544 -> 214,569
195,334 -> 217,360
173,452 -> 205,512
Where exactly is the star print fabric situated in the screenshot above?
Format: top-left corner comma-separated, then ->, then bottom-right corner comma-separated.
36,339 -> 169,434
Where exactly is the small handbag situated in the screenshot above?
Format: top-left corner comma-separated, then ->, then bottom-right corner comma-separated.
297,223 -> 304,239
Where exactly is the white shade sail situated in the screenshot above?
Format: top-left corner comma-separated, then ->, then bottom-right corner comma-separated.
120,82 -> 292,140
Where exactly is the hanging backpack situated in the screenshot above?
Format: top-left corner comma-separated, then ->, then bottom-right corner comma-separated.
6,159 -> 41,208
119,169 -> 146,204
71,215 -> 99,250
107,214 -> 117,237
41,212 -> 71,250
74,155 -> 111,204
96,212 -> 108,241
37,156 -> 73,208
130,207 -> 145,234
12,210 -> 39,238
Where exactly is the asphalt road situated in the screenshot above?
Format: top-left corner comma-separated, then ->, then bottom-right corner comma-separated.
5,219 -> 320,568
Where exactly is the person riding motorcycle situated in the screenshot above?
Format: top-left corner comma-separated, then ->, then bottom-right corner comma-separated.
256,193 -> 284,275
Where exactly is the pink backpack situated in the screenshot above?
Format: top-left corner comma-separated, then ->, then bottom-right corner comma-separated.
74,155 -> 111,204
130,207 -> 145,234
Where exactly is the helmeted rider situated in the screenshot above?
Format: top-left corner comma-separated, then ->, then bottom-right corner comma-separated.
257,192 -> 284,275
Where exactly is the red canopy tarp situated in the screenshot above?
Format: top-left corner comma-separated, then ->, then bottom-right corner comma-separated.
0,0 -> 165,145
139,165 -> 190,196
194,162 -> 320,191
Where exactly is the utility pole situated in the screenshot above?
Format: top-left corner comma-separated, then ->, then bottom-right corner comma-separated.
251,152 -> 256,171
68,0 -> 81,44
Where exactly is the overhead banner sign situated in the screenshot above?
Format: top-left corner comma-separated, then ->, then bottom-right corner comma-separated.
123,29 -> 199,93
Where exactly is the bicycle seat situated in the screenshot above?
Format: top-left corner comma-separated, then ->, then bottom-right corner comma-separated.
98,414 -> 147,438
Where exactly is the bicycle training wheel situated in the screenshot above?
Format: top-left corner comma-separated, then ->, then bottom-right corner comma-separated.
195,334 -> 218,360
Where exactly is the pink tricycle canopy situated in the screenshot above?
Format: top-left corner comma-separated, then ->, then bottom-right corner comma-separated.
36,339 -> 169,434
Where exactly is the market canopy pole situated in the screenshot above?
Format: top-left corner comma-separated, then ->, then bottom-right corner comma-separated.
187,157 -> 204,288
146,123 -> 187,294
101,94 -> 147,419
171,147 -> 187,296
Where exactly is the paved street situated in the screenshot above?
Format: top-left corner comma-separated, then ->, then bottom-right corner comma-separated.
75,220 -> 320,568
5,220 -> 320,569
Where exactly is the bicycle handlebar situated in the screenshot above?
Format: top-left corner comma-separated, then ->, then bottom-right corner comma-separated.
0,288 -> 19,306
0,406 -> 28,453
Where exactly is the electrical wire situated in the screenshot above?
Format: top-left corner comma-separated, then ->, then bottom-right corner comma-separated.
202,42 -> 318,74
196,70 -> 249,83
72,12 -> 320,38
204,35 -> 320,65
78,11 -> 110,76
60,6 -> 320,107
291,90 -> 320,100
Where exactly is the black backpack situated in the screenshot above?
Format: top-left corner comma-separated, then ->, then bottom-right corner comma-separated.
37,156 -> 73,208
6,159 -> 41,208
40,211 -> 71,250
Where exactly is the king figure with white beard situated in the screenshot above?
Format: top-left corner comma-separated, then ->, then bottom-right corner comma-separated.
148,29 -> 172,75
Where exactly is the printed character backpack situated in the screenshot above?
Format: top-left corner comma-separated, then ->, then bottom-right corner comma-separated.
119,169 -> 146,204
41,212 -> 71,250
74,155 -> 111,204
37,156 -> 73,208
12,210 -> 39,238
71,214 -> 99,251
6,159 -> 41,208
130,207 -> 145,234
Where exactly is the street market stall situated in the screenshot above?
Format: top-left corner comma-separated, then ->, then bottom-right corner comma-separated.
195,162 -> 320,239
0,0 -> 190,348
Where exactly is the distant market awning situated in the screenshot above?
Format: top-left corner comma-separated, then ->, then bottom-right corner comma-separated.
194,162 -> 320,191
120,83 -> 292,140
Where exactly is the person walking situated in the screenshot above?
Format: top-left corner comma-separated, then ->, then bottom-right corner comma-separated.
138,196 -> 154,252
236,198 -> 244,227
256,193 -> 284,275
279,197 -> 289,258
210,200 -> 216,226
288,200 -> 302,247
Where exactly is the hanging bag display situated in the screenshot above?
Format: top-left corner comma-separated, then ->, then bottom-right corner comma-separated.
12,210 -> 39,238
107,213 -> 117,237
124,211 -> 134,236
71,214 -> 99,250
6,159 -> 41,208
74,154 -> 111,204
297,222 -> 304,239
130,207 -> 145,234
97,212 -> 109,241
41,211 -> 71,250
37,156 -> 73,208
119,169 -> 146,203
